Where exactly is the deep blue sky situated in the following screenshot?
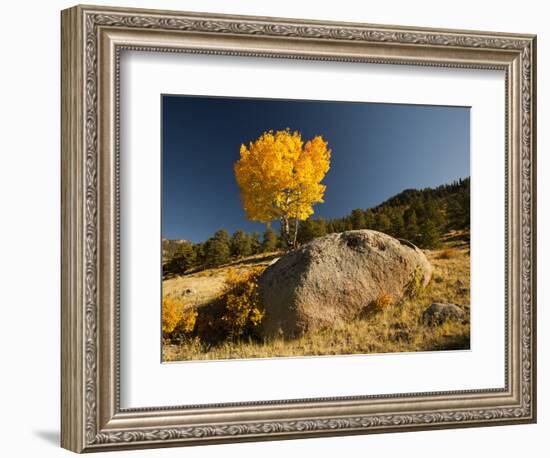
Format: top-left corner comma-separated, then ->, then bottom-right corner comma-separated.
162,95 -> 470,242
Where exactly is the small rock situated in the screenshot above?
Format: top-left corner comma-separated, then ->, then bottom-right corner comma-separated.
422,302 -> 465,326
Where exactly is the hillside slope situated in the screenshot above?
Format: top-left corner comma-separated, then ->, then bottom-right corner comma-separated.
163,231 -> 470,361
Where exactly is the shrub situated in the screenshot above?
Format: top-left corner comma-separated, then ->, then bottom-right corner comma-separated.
175,307 -> 198,335
162,297 -> 183,334
220,268 -> 265,339
370,292 -> 394,313
162,296 -> 197,339
439,247 -> 459,259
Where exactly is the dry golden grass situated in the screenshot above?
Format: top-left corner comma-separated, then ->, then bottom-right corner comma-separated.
163,238 -> 470,362
162,252 -> 281,310
438,247 -> 459,259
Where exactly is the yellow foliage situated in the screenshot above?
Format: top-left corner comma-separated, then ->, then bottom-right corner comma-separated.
220,268 -> 265,339
162,296 -> 197,336
162,297 -> 182,334
234,129 -> 331,224
175,307 -> 198,334
371,292 -> 394,312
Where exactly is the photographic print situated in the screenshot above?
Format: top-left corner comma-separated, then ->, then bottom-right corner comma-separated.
61,7 -> 536,450
161,95 -> 471,362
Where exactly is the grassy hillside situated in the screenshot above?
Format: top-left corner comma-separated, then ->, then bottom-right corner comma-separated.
163,230 -> 470,361
163,252 -> 281,310
162,178 -> 471,361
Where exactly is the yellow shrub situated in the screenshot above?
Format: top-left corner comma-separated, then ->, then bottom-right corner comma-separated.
220,268 -> 265,339
162,296 -> 198,337
175,307 -> 198,334
370,292 -> 394,313
162,297 -> 183,334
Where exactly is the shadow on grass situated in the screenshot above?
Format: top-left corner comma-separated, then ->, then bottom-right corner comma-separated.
433,333 -> 470,351
224,252 -> 282,268
166,252 -> 284,280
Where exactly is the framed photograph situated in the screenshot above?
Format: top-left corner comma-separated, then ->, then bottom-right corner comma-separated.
61,4 -> 537,453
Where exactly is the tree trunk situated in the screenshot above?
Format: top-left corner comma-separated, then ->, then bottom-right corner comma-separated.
280,216 -> 291,248
288,221 -> 293,247
292,218 -> 299,248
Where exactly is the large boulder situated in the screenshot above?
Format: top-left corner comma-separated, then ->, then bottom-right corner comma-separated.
258,230 -> 432,339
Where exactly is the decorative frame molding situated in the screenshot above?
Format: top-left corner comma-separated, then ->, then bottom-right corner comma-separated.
61,4 -> 536,453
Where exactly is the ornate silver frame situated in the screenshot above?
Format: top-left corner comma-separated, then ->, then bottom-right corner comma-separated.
61,4 -> 537,453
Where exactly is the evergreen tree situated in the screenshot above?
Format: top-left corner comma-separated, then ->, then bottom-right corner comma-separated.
418,219 -> 441,249
425,198 -> 444,229
448,193 -> 470,229
163,242 -> 196,278
403,208 -> 419,242
261,227 -> 279,252
410,199 -> 425,223
390,210 -> 405,238
192,242 -> 206,269
350,209 -> 366,230
297,217 -> 328,244
313,217 -> 328,239
343,216 -> 354,231
327,219 -> 346,234
375,212 -> 391,233
249,231 -> 261,254
204,230 -> 231,267
213,229 -> 231,245
297,218 -> 315,244
364,209 -> 376,229
230,229 -> 252,258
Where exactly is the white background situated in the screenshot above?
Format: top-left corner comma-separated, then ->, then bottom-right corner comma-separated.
0,0 -> 546,457
121,53 -> 505,407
